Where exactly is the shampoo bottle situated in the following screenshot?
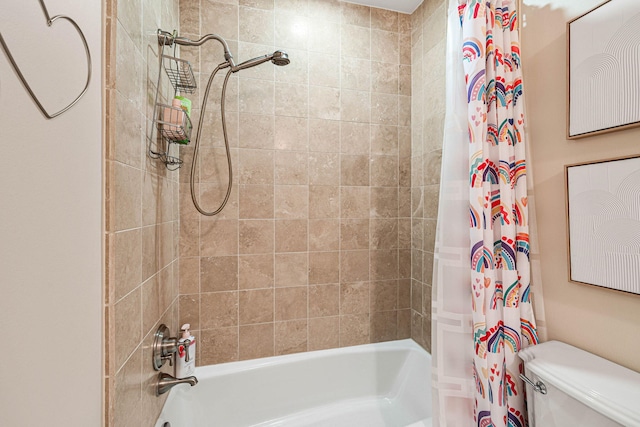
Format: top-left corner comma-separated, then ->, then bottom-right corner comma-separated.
162,98 -> 186,141
174,95 -> 192,118
176,323 -> 196,378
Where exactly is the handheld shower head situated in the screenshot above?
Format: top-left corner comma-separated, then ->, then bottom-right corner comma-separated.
232,50 -> 290,72
271,50 -> 290,66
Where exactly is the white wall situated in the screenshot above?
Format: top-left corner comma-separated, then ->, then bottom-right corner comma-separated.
0,1 -> 103,425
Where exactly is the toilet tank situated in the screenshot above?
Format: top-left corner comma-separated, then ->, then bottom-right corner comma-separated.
519,341 -> 640,427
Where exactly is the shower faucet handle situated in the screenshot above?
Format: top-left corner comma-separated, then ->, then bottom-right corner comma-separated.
152,324 -> 179,371
163,353 -> 174,367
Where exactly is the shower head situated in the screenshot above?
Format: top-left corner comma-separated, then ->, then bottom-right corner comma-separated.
271,50 -> 290,66
232,50 -> 290,72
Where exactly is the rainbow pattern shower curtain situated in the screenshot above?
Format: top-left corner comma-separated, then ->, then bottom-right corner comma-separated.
460,1 -> 539,425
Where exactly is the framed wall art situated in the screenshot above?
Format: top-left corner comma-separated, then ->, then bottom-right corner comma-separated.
567,0 -> 640,139
565,156 -> 640,295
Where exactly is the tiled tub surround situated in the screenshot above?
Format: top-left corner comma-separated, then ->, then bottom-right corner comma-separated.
103,0 -> 450,425
105,0 -> 181,425
105,0 -> 445,426
409,0 -> 446,352
178,0 -> 414,365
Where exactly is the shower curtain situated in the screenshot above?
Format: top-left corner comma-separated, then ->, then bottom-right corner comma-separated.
432,1 -> 541,426
430,1 -> 475,425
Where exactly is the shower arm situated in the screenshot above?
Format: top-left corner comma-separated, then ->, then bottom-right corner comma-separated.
155,30 -> 289,216
157,30 -> 236,69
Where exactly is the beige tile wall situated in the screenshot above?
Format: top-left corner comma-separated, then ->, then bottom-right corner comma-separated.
178,0 -> 413,365
103,0 -> 451,424
409,0 -> 447,352
105,0 -> 181,425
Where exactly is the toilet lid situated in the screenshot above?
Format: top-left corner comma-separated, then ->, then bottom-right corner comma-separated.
519,341 -> 640,427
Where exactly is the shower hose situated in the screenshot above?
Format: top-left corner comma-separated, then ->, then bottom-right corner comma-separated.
189,63 -> 233,216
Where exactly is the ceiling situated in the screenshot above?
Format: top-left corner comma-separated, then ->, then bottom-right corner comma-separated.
343,0 -> 424,14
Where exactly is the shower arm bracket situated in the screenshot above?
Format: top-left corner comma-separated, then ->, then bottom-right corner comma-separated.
157,29 -> 236,69
157,29 -> 176,46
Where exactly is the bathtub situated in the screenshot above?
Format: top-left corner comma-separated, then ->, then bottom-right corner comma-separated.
154,339 -> 432,427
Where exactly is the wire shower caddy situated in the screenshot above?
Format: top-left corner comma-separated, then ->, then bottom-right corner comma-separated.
147,30 -> 197,170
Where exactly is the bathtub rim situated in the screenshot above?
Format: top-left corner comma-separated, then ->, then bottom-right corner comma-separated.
193,338 -> 431,378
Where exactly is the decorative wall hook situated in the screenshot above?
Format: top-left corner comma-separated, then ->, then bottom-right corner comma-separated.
0,0 -> 92,119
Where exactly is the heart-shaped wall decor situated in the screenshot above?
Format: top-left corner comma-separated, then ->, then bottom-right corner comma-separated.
0,0 -> 92,119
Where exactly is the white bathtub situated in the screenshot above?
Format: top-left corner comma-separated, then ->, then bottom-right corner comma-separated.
154,339 -> 432,427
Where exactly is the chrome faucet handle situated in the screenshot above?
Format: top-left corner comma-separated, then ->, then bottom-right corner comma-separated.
153,324 -> 179,371
163,353 -> 174,367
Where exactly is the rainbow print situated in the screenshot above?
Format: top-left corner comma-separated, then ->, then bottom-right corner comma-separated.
483,160 -> 499,184
498,119 -> 516,145
505,370 -> 519,397
464,37 -> 485,62
516,232 -> 530,257
487,123 -> 499,146
471,241 -> 493,272
507,410 -> 525,427
467,69 -> 486,102
470,205 -> 482,228
491,281 -> 504,309
521,284 -> 531,303
504,280 -> 520,307
491,192 -> 509,225
461,0 -> 538,425
503,325 -> 522,353
520,318 -> 539,345
500,238 -> 517,270
499,159 -> 513,185
478,411 -> 495,427
474,363 -> 487,399
513,159 -> 526,183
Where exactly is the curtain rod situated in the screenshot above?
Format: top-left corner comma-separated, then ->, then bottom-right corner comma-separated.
518,0 -> 523,32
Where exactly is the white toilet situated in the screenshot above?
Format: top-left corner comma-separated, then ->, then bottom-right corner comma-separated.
519,341 -> 640,427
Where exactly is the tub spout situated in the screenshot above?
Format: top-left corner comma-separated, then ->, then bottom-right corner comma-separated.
156,372 -> 198,395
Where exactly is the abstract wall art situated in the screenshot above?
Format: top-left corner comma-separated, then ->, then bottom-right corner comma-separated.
567,0 -> 640,139
566,156 -> 640,295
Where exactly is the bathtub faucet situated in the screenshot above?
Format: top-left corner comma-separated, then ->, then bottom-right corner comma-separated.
156,372 -> 198,395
